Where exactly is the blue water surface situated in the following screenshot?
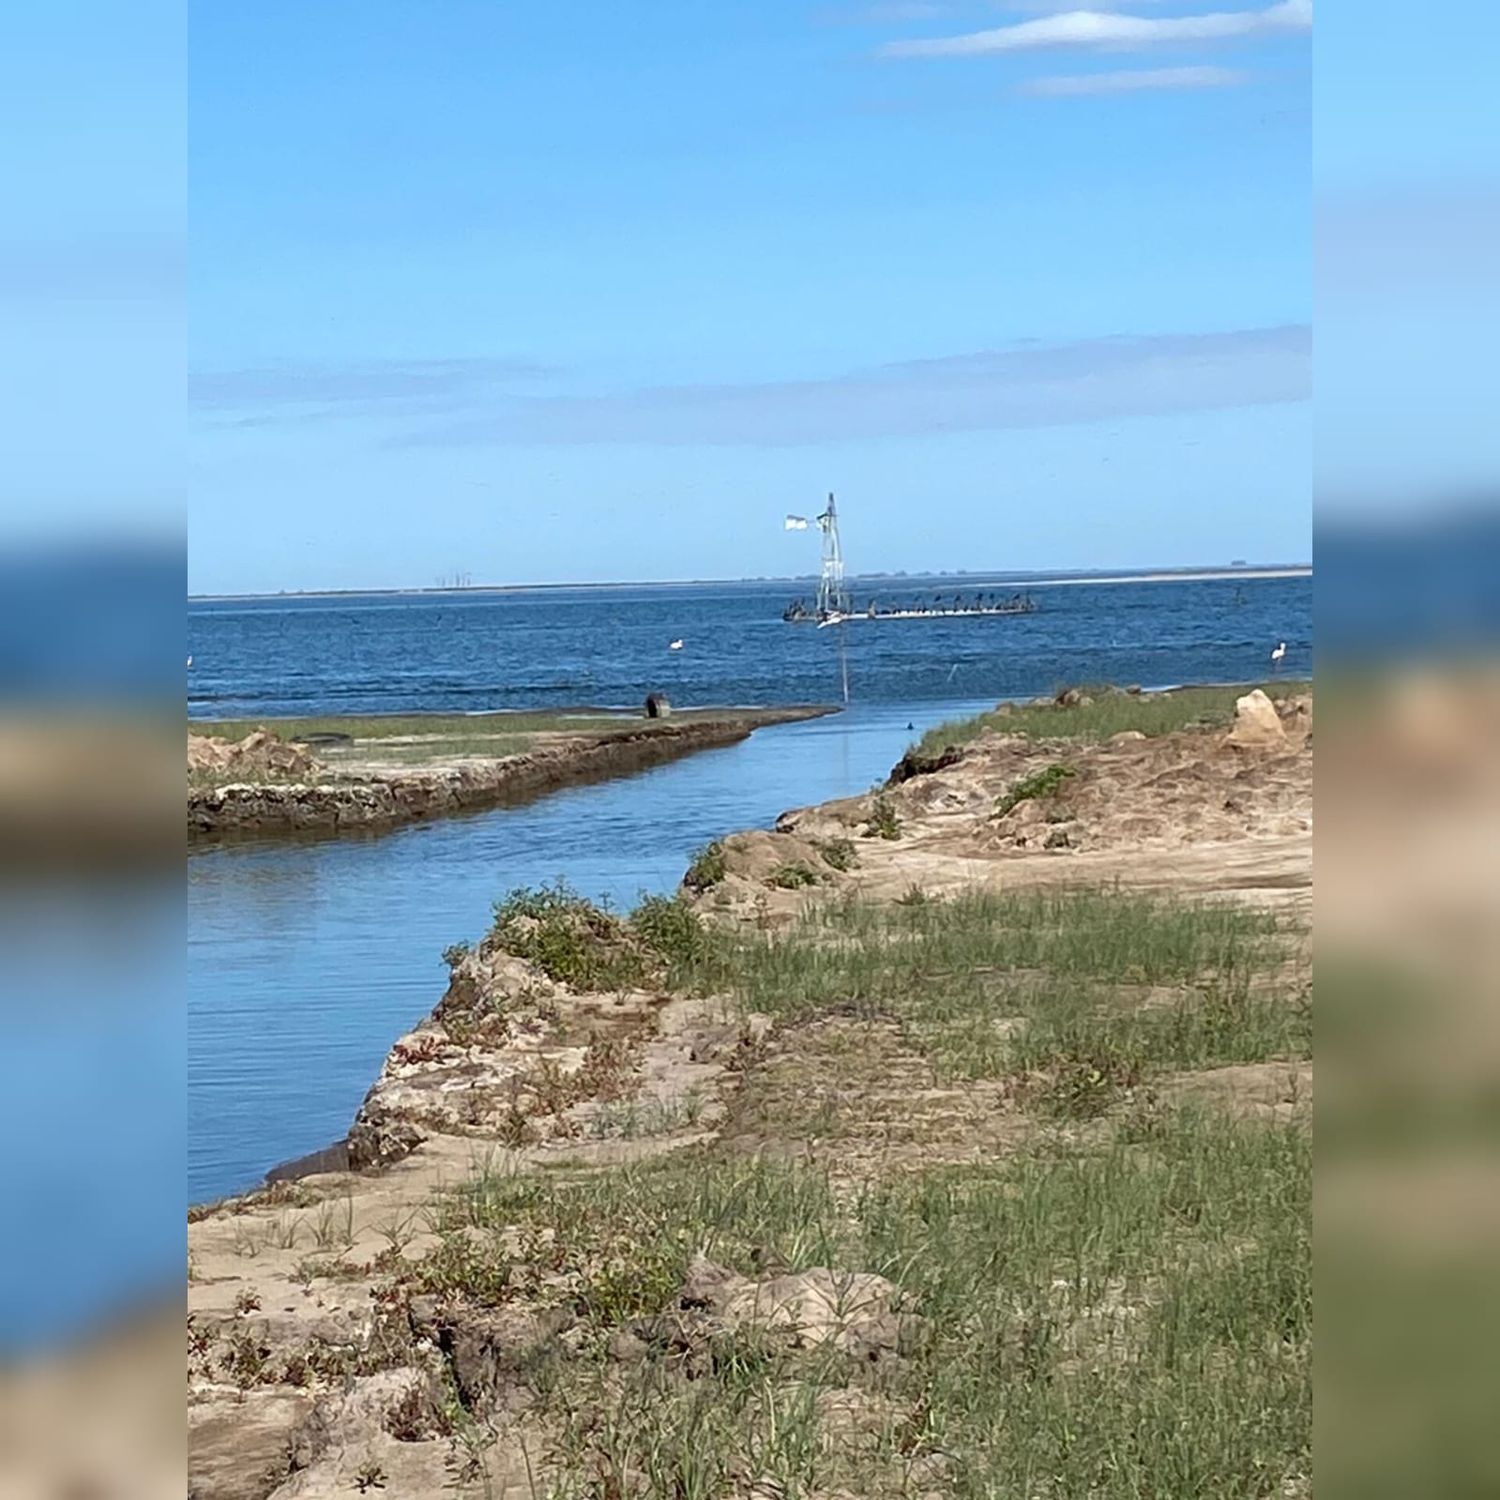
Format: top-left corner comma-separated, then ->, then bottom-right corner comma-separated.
188,573 -> 1310,1201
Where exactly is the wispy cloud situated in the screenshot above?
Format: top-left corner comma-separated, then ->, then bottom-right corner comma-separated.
191,356 -> 556,424
392,326 -> 1309,449
881,0 -> 1311,57
827,0 -> 1176,26
1023,64 -> 1249,95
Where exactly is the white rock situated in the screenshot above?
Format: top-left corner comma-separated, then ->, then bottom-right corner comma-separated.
1228,689 -> 1287,748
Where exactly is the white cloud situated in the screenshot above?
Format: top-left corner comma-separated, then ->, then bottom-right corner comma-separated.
882,0 -> 1311,57
1023,64 -> 1249,95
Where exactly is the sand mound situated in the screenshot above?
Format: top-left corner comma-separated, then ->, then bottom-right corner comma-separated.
188,729 -> 321,781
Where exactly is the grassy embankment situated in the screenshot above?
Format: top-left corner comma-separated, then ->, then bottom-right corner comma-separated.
188,712 -> 626,771
911,680 -> 1310,761
188,707 -> 823,778
359,880 -> 1311,1496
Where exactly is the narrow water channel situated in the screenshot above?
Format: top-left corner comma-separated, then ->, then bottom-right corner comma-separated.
188,699 -> 983,1201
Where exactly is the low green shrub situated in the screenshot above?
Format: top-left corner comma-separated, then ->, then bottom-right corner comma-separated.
994,763 -> 1076,819
684,840 -> 728,891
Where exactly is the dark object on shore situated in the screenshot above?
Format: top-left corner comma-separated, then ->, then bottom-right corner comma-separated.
292,731 -> 353,746
264,1138 -> 351,1183
644,693 -> 672,719
888,743 -> 965,786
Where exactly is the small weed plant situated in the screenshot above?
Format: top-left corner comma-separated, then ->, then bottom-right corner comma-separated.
994,762 -> 1076,818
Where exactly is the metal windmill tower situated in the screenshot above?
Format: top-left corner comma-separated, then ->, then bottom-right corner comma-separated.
813,493 -> 851,621
785,492 -> 852,703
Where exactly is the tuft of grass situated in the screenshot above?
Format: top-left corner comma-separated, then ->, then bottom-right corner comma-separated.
912,680 -> 1307,758
487,882 -> 721,993
770,863 -> 823,890
993,761 -> 1076,819
629,893 -> 712,978
683,840 -> 728,891
814,837 -> 858,873
864,795 -> 903,840
586,1090 -> 705,1140
309,1193 -> 356,1251
489,880 -> 652,992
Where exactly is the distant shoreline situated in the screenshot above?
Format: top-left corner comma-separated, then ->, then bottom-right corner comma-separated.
188,563 -> 1311,604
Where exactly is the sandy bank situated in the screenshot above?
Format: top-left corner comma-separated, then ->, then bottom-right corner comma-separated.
694,683 -> 1313,918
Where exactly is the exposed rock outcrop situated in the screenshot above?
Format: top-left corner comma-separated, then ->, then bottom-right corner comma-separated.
1227,689 -> 1288,749
887,743 -> 965,785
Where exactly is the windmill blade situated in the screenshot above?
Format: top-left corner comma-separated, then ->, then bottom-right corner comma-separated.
784,515 -> 810,531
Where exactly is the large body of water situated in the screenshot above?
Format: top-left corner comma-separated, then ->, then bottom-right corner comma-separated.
188,572 -> 1310,1202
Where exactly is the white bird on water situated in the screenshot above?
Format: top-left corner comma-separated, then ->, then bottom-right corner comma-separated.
668,639 -> 684,651
1270,641 -> 1287,670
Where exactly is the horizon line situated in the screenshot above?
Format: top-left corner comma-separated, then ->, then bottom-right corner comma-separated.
188,561 -> 1313,603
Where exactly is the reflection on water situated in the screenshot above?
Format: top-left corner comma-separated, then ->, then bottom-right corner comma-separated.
188,701 -> 977,1201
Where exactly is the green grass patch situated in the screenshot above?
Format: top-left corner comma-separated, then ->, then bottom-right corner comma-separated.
864,795 -> 903,840
337,733 -> 534,763
669,887 -> 1300,1094
813,837 -> 858,873
429,1108 -> 1308,1499
189,711 -> 625,743
913,680 -> 1307,758
488,882 -> 650,992
486,881 -> 716,992
993,761 -> 1076,818
848,1109 -> 1311,1498
188,764 -> 293,791
629,893 -> 713,977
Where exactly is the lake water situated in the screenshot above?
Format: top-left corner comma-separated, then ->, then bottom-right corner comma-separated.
188,572 -> 1310,1202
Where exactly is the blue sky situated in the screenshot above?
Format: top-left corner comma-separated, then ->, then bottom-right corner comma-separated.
189,1 -> 1311,593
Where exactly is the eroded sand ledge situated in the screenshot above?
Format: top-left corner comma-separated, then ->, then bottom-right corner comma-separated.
188,707 -> 834,841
